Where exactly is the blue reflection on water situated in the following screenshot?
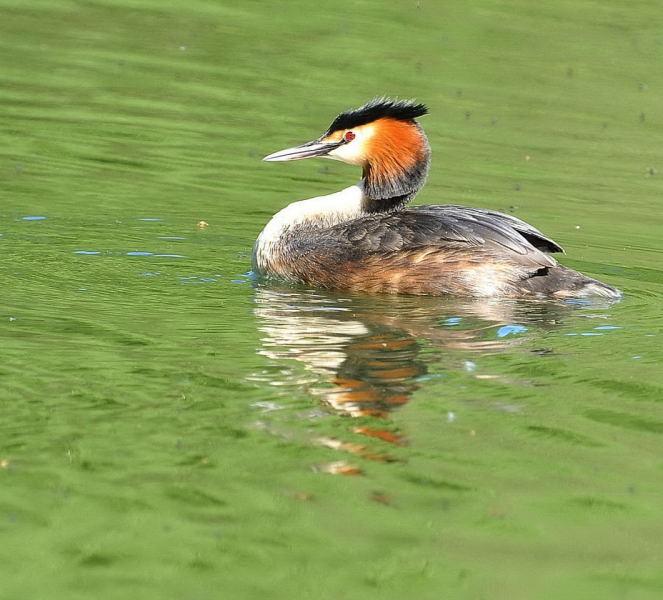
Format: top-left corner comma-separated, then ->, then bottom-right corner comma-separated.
496,325 -> 528,338
177,276 -> 219,284
564,298 -> 591,306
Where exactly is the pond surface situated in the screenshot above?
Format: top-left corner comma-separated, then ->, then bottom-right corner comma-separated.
2,1 -> 663,599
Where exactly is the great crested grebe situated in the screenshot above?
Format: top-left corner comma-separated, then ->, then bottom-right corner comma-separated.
254,98 -> 620,299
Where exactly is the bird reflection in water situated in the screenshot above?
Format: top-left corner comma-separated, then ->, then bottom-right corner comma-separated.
252,286 -> 572,474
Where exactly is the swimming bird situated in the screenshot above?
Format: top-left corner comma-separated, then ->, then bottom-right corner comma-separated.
254,98 -> 620,299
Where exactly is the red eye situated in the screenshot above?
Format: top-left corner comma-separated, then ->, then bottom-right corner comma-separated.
344,131 -> 355,142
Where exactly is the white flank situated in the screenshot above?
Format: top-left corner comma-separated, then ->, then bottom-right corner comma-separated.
461,264 -> 511,297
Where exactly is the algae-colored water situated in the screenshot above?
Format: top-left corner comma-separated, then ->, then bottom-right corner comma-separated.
1,1 -> 663,599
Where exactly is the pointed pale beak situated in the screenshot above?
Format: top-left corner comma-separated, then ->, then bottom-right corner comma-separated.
262,139 -> 343,162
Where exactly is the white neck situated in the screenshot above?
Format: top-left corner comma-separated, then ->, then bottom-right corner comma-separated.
253,184 -> 365,276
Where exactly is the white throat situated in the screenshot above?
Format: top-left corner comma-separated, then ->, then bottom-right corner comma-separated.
253,184 -> 365,275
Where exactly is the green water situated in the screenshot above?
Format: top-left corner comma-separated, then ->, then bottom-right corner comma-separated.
2,1 -> 663,598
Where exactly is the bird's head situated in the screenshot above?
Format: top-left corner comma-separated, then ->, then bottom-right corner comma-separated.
264,98 -> 428,166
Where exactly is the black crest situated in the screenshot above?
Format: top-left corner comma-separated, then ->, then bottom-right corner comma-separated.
325,98 -> 428,134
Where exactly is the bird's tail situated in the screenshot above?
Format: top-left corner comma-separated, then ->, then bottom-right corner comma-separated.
521,265 -> 621,300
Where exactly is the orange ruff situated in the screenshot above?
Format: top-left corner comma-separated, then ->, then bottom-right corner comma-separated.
366,118 -> 426,182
